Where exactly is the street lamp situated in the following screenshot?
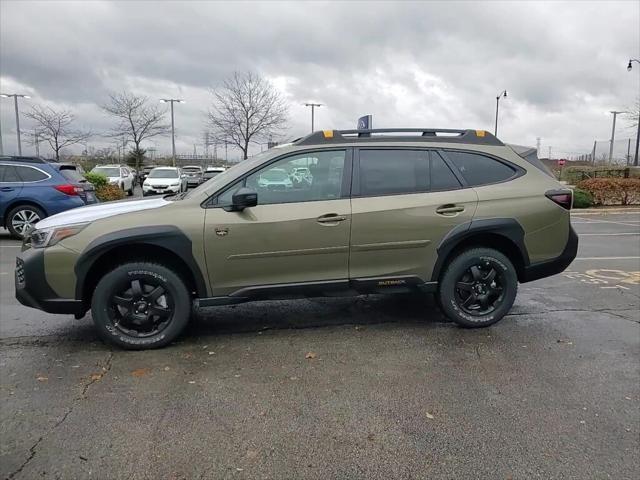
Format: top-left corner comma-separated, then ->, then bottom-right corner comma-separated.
1,93 -> 30,155
627,58 -> 640,166
494,90 -> 507,137
303,103 -> 322,132
160,98 -> 185,166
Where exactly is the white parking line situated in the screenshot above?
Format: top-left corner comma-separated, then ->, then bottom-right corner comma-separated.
573,256 -> 640,260
0,245 -> 21,248
578,233 -> 640,236
571,218 -> 640,227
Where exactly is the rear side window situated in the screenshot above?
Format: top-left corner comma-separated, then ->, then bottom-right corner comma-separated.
16,166 -> 48,182
446,151 -> 516,186
430,153 -> 461,191
358,149 -> 428,196
0,165 -> 21,182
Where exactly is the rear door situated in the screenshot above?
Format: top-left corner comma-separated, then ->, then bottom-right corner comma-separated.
204,148 -> 352,296
0,164 -> 23,221
349,148 -> 478,282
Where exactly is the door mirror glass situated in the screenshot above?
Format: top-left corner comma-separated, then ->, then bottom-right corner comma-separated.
227,187 -> 258,211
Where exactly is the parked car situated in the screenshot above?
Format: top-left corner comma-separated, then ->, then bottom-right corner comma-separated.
182,165 -> 204,187
290,166 -> 313,187
202,166 -> 226,182
15,128 -> 577,349
138,165 -> 157,186
91,165 -> 135,196
142,167 -> 187,196
1,156 -> 97,239
257,167 -> 293,190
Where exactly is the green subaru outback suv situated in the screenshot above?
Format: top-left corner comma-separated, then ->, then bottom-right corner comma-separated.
15,128 -> 578,349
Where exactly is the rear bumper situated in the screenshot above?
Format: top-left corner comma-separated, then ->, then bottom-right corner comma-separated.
15,248 -> 83,315
521,225 -> 578,283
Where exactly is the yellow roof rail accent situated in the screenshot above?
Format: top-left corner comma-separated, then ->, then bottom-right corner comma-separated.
475,130 -> 486,137
323,130 -> 334,138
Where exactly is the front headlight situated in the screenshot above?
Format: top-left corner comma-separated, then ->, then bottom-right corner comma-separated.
30,223 -> 89,249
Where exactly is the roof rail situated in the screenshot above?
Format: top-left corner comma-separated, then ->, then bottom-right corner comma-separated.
295,128 -> 504,146
0,156 -> 48,164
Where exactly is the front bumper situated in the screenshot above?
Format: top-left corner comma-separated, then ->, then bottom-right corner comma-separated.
15,247 -> 83,315
143,185 -> 181,195
521,225 -> 579,283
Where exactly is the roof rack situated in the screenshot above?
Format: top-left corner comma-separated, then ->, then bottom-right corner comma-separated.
295,128 -> 504,146
0,156 -> 48,164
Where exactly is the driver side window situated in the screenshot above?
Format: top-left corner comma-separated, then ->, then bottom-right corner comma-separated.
217,150 -> 346,206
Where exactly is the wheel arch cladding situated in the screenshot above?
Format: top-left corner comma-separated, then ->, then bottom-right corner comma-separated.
431,218 -> 529,283
75,226 -> 208,306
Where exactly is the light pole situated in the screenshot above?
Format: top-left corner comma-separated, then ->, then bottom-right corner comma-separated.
608,110 -> 624,164
627,59 -> 640,166
494,90 -> 507,137
304,103 -> 322,132
160,98 -> 184,166
1,93 -> 30,155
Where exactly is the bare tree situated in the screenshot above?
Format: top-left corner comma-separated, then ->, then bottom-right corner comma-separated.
208,72 -> 288,160
624,97 -> 639,130
23,105 -> 91,161
102,91 -> 170,169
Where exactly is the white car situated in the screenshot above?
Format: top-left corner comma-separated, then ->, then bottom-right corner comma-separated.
91,165 -> 135,196
142,167 -> 187,196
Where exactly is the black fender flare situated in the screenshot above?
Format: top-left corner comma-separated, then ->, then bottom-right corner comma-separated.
430,218 -> 530,282
74,225 -> 208,300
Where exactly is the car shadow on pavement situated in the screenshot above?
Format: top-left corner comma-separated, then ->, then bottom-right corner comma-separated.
185,293 -> 450,339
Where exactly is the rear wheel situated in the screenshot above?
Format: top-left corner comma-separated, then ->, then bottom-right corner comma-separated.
6,205 -> 45,239
438,247 -> 517,328
91,262 -> 191,349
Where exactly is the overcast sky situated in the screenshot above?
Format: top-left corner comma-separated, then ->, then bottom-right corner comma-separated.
1,0 -> 639,160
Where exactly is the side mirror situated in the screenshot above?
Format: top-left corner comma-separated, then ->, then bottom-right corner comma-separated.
227,187 -> 257,211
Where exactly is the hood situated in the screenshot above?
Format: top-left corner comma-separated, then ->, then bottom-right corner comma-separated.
35,197 -> 170,229
145,177 -> 180,185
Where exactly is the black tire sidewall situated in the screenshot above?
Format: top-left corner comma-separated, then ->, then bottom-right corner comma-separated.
91,262 -> 191,349
438,248 -> 517,328
7,205 -> 45,239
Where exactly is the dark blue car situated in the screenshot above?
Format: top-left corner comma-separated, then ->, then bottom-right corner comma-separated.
0,156 -> 98,239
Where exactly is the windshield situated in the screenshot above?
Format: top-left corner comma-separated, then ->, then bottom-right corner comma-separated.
149,169 -> 179,178
92,167 -> 120,177
203,171 -> 220,178
183,167 -> 201,173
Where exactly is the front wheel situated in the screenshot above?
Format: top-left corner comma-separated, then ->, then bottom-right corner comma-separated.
437,247 -> 517,328
91,262 -> 191,349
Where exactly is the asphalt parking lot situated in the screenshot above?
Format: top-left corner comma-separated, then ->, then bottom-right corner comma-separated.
0,210 -> 638,479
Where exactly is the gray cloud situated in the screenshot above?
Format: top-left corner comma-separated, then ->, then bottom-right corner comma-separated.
1,0 -> 638,160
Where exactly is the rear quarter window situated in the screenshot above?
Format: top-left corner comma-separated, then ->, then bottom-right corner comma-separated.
446,151 -> 517,186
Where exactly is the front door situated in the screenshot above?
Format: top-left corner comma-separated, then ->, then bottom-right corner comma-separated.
349,148 -> 478,281
204,149 -> 351,296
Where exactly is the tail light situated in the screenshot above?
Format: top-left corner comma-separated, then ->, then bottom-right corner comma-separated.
54,184 -> 84,196
545,189 -> 573,210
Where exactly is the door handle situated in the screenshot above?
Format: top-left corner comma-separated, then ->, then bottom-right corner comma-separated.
317,213 -> 347,224
436,204 -> 465,215
0,187 -> 14,192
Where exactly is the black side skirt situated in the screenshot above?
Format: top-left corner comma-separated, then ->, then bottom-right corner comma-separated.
195,276 -> 438,308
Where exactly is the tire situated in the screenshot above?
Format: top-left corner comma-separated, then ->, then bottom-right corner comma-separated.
91,262 -> 191,349
437,247 -> 517,328
127,184 -> 134,196
6,205 -> 46,239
